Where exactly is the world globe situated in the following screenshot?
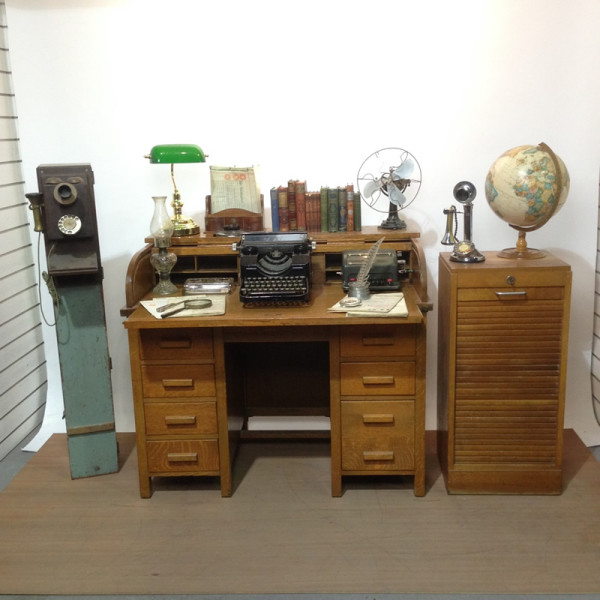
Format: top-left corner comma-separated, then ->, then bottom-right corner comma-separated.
484,142 -> 570,258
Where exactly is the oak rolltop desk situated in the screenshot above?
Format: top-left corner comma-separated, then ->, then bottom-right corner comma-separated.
122,228 -> 430,498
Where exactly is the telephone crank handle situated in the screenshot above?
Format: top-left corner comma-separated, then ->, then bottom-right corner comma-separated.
42,272 -> 60,307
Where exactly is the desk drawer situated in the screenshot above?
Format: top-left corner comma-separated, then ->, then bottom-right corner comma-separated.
146,440 -> 219,473
142,364 -> 216,398
341,400 -> 415,471
144,401 -> 218,435
340,362 -> 415,396
140,328 -> 213,361
457,287 -> 564,303
340,325 -> 415,358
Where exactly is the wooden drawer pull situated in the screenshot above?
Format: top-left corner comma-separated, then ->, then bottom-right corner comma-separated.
167,452 -> 198,463
362,337 -> 394,346
159,339 -> 193,349
362,375 -> 395,386
363,414 -> 395,424
363,450 -> 395,461
164,415 -> 197,426
162,378 -> 194,388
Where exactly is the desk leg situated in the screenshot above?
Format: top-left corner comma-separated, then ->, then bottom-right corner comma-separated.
139,474 -> 152,499
329,329 -> 342,497
413,321 -> 427,497
214,328 -> 232,498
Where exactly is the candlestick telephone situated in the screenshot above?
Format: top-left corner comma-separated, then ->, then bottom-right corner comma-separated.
441,181 -> 485,263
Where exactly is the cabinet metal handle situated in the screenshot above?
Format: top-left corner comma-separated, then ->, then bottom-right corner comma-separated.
167,452 -> 198,463
162,378 -> 194,388
363,450 -> 395,461
362,375 -> 395,386
164,415 -> 197,426
363,414 -> 395,424
494,290 -> 527,298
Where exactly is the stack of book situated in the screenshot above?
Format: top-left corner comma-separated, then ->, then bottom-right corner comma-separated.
271,180 -> 362,233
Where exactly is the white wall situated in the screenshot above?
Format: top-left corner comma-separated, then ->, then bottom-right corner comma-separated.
6,0 -> 600,445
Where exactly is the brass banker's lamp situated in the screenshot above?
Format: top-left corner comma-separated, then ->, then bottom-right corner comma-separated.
146,143 -> 206,236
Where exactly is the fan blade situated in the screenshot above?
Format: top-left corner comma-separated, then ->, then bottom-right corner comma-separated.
389,184 -> 406,206
392,158 -> 414,180
364,178 -> 384,198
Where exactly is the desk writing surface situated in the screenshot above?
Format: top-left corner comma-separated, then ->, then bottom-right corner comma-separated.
123,284 -> 426,330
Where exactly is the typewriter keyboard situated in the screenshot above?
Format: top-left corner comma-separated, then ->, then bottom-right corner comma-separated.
240,275 -> 309,302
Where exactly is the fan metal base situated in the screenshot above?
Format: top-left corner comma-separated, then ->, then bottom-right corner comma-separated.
379,215 -> 406,230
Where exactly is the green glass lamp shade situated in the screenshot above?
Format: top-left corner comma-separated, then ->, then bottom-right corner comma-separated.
147,144 -> 206,164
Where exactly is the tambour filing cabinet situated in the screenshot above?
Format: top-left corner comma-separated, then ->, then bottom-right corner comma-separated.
437,251 -> 571,494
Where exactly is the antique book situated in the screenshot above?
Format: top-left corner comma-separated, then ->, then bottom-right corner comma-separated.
278,186 -> 289,232
306,191 -> 322,232
270,187 -> 279,232
287,179 -> 297,231
320,187 -> 329,232
327,187 -> 339,232
337,186 -> 348,232
353,191 -> 362,231
295,180 -> 307,231
346,184 -> 355,232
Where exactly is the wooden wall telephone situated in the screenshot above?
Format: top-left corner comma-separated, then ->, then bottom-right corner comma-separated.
27,164 -> 101,276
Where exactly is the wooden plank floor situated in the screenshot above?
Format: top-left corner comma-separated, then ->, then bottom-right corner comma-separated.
0,430 -> 599,595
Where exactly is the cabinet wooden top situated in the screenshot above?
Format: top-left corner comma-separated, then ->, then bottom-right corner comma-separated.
439,251 -> 571,272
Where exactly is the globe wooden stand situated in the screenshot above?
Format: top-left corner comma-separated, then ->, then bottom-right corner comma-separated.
492,142 -> 567,261
498,229 -> 546,259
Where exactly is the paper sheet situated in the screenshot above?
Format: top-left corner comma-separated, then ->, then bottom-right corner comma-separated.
347,296 -> 408,317
209,165 -> 261,214
329,292 -> 404,314
141,295 -> 226,319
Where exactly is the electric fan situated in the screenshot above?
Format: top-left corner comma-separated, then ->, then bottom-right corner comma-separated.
356,147 -> 422,229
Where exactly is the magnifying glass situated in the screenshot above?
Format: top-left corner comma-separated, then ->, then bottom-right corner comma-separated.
160,298 -> 212,318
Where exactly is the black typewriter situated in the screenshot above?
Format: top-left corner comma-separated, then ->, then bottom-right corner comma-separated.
237,232 -> 312,305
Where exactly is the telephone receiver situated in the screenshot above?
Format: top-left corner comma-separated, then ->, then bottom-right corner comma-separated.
26,192 -> 45,233
441,181 -> 485,263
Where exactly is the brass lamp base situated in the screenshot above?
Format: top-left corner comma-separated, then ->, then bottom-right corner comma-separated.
171,216 -> 200,237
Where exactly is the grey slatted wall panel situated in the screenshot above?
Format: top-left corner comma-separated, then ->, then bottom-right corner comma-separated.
0,2 -> 47,460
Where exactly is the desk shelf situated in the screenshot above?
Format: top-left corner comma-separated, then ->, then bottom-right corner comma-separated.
122,227 -> 428,317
